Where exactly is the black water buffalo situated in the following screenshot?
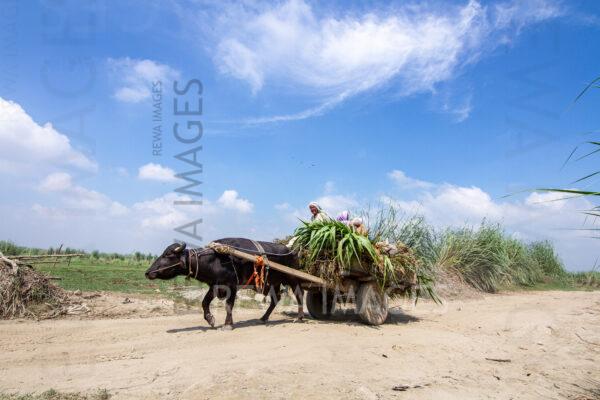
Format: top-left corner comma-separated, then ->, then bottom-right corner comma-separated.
145,238 -> 304,329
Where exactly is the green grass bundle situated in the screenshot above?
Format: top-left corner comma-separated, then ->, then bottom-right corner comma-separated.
291,220 -> 426,298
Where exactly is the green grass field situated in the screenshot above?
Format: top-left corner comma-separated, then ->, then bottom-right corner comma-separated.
28,255 -> 599,298
3,228 -> 598,298
34,257 -> 202,294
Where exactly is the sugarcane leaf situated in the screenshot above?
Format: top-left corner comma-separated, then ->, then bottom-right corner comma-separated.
537,188 -> 600,196
337,236 -> 348,265
572,171 -> 600,184
574,76 -> 600,103
561,146 -> 579,170
575,146 -> 600,161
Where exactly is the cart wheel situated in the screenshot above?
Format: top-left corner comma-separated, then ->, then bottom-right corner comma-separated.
306,289 -> 334,320
356,282 -> 388,325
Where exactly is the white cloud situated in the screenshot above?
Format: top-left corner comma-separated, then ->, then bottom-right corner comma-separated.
273,183 -> 360,227
0,97 -> 97,173
133,190 -> 254,235
108,58 -> 180,103
39,172 -> 73,192
217,190 -> 254,213
138,163 -> 179,182
382,170 -> 597,270
208,0 -> 563,122
133,193 -> 204,230
36,172 -> 128,217
23,183 -> 255,252
524,190 -> 574,211
383,184 -> 503,226
388,170 -> 435,190
313,194 -> 359,218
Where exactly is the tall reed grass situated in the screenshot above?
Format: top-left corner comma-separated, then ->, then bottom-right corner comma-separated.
364,209 -> 576,293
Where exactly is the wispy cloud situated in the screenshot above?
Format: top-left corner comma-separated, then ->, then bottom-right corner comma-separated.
203,0 -> 564,123
442,93 -> 474,123
388,170 -> 435,190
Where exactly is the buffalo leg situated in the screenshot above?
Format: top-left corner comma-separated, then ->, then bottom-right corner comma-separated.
260,284 -> 281,323
223,285 -> 237,329
293,284 -> 305,322
202,286 -> 216,327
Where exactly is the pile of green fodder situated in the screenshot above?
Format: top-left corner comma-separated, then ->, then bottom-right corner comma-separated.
0,253 -> 68,319
291,219 -> 436,300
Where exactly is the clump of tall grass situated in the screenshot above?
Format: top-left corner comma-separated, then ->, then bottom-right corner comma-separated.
365,208 -> 440,301
435,223 -> 568,292
505,239 -> 544,286
347,207 -> 572,296
436,224 -> 511,292
367,207 -> 438,267
529,241 -> 566,278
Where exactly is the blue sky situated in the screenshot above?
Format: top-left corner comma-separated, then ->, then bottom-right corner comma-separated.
0,0 -> 598,270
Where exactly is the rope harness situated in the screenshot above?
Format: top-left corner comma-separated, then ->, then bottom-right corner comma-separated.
151,247 -> 212,279
209,241 -> 272,293
242,240 -> 270,293
245,255 -> 266,290
153,243 -> 272,289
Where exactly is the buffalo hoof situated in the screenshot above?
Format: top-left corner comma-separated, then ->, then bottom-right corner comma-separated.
220,324 -> 233,331
259,317 -> 268,324
293,317 -> 305,323
205,314 -> 216,328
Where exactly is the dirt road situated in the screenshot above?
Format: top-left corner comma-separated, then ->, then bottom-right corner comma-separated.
1,291 -> 599,399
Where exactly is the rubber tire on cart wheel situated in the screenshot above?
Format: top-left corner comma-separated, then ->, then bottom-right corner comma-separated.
356,282 -> 388,325
306,289 -> 334,320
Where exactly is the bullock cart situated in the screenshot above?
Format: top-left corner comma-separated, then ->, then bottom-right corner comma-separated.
208,242 -> 389,325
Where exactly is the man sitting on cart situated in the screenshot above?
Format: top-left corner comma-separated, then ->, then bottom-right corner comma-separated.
286,202 -> 330,249
308,202 -> 330,222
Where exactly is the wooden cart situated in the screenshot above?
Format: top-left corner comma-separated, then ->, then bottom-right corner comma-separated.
209,243 -> 389,325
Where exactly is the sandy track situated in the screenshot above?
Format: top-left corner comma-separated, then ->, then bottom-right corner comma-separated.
1,291 -> 599,399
